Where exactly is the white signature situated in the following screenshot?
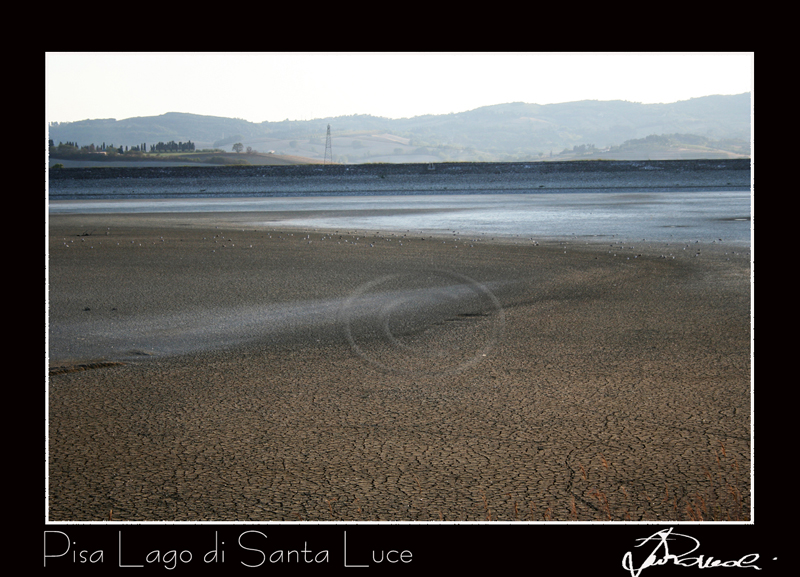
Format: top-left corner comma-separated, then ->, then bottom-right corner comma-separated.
622,528 -> 761,576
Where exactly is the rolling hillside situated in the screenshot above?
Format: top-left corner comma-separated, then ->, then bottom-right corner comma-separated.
48,93 -> 751,165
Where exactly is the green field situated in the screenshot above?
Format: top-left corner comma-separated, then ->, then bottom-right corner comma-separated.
49,150 -> 326,168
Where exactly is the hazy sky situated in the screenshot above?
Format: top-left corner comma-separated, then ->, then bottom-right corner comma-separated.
46,52 -> 753,124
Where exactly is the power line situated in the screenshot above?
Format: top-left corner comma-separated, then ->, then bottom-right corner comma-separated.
324,124 -> 332,165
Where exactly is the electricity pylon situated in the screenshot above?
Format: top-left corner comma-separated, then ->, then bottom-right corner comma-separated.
324,124 -> 332,165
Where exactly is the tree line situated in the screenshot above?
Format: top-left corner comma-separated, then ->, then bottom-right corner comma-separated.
48,139 -> 196,155
49,140 -> 126,154
151,140 -> 195,152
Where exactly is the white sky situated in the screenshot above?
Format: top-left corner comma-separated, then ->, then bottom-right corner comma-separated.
45,52 -> 753,124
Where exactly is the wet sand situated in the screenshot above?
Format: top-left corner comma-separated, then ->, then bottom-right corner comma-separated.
47,212 -> 751,521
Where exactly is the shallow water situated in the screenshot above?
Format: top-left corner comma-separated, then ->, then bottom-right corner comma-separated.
49,190 -> 752,245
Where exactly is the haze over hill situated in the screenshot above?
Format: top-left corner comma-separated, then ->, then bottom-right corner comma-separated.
48,93 -> 751,164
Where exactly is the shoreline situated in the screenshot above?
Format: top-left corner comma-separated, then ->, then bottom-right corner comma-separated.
47,212 -> 751,522
48,159 -> 752,201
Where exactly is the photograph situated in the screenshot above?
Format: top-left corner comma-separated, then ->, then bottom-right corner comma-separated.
45,51 -> 758,572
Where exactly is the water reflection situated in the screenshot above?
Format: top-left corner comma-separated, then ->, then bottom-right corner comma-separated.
48,191 -> 751,244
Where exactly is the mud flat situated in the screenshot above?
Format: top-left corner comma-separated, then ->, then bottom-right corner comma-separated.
47,211 -> 751,522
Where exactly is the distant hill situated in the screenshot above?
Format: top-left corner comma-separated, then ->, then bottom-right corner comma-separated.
47,93 -> 751,164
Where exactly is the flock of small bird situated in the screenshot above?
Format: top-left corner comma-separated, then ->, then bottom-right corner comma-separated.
54,227 -> 749,263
